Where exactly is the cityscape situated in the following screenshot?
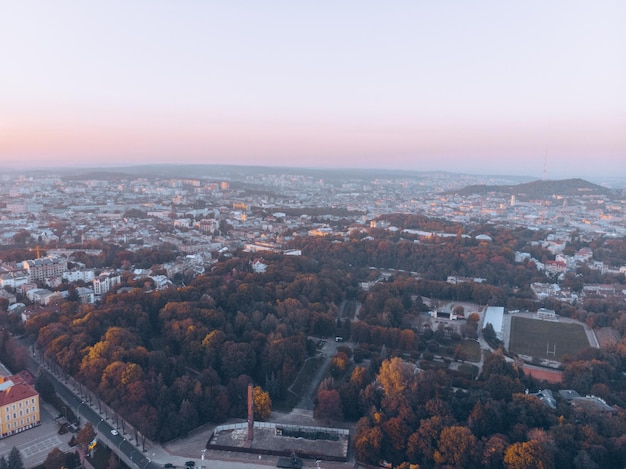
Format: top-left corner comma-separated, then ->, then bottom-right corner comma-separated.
0,164 -> 624,469
1,1 -> 625,468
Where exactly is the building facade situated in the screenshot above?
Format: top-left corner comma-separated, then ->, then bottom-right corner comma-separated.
22,256 -> 68,282
0,375 -> 40,438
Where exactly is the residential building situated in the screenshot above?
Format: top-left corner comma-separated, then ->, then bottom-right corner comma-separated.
22,256 -> 68,282
76,287 -> 95,304
92,273 -> 121,296
0,271 -> 29,290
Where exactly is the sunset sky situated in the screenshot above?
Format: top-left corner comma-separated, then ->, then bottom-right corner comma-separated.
1,1 -> 625,178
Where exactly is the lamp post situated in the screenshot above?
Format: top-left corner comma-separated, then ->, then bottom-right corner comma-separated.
97,418 -> 105,434
76,401 -> 85,425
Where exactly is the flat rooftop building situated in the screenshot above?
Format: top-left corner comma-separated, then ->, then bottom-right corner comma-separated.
484,306 -> 505,339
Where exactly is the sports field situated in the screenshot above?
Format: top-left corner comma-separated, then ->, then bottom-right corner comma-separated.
509,316 -> 590,361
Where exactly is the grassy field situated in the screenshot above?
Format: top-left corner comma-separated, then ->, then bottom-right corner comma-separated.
438,339 -> 482,363
458,339 -> 481,363
290,356 -> 324,397
272,355 -> 324,412
509,316 -> 590,361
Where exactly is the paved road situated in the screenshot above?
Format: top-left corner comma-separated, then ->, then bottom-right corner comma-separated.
21,343 -> 156,469
295,338 -> 343,411
42,367 -> 154,469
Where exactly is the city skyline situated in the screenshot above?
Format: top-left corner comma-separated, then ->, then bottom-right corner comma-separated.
1,1 -> 625,179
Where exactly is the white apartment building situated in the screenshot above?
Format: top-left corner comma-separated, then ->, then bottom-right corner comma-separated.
62,270 -> 95,283
92,273 -> 121,296
0,271 -> 29,290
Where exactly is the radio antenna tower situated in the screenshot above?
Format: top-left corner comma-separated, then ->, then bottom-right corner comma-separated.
543,151 -> 548,180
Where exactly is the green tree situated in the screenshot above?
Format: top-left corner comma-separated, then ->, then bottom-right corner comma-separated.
35,372 -> 56,401
7,447 -> 24,469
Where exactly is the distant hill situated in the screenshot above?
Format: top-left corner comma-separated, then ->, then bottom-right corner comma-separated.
1,164 -> 534,186
449,178 -> 616,200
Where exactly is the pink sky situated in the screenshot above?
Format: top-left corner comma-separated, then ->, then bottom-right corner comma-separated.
1,1 -> 625,178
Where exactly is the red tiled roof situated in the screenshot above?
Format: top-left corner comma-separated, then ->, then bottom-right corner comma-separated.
10,371 -> 36,387
0,383 -> 38,407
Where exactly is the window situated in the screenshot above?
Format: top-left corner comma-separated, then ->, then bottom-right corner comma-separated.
25,408 -> 29,414
26,417 -> 30,423
19,411 -> 22,417
12,413 -> 16,419
11,405 -> 15,410
12,422 -> 16,428
18,402 -> 22,408
32,407 -> 35,413
31,398 -> 35,404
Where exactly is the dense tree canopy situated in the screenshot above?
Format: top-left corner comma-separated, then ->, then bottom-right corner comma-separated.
20,216 -> 626,465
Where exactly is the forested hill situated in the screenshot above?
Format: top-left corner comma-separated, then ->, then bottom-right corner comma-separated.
449,178 -> 616,200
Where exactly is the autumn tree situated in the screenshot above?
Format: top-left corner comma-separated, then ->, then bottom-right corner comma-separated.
460,320 -> 478,339
377,357 -> 416,414
381,416 -> 412,461
339,366 -> 371,420
44,448 -> 66,469
253,386 -> 272,421
316,388 -> 343,424
504,440 -> 554,469
354,417 -> 383,464
331,351 -> 350,377
482,434 -> 510,469
469,399 -> 505,439
76,422 -> 96,463
106,450 -> 121,469
434,425 -> 477,468
407,416 -> 453,467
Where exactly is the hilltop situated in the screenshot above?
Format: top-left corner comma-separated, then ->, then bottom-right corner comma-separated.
449,178 -> 616,201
